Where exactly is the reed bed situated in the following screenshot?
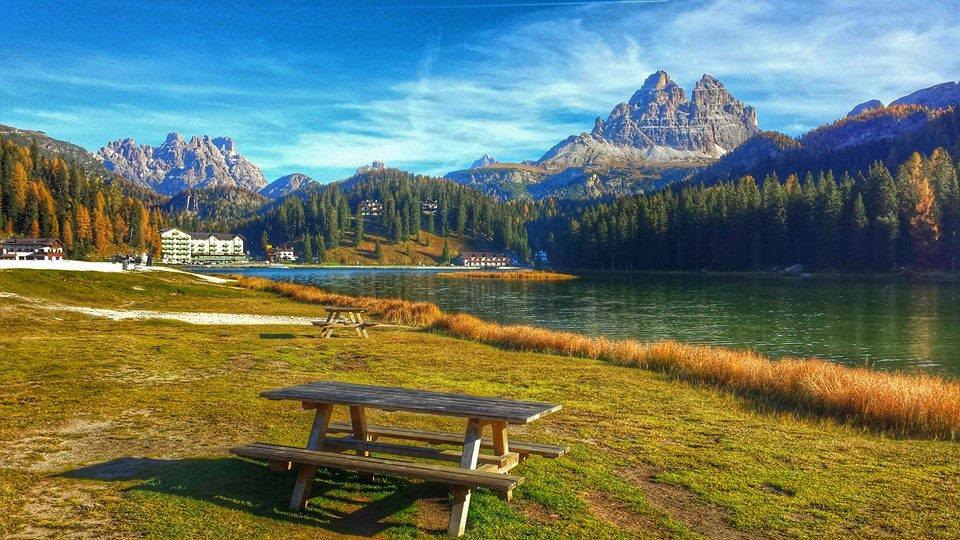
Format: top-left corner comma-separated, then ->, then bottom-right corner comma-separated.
233,276 -> 443,327
234,276 -> 960,440
438,270 -> 578,281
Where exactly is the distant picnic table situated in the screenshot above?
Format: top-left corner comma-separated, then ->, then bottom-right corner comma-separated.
231,381 -> 566,536
312,305 -> 377,338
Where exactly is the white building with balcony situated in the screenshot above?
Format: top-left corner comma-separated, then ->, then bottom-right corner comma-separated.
160,228 -> 245,265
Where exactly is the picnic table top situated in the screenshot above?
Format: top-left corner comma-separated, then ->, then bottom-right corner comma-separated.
321,305 -> 366,313
261,381 -> 561,424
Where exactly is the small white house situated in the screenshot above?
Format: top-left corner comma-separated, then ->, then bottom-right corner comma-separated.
0,237 -> 65,260
272,244 -> 297,262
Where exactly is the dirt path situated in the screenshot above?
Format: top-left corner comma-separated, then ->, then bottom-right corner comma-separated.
0,291 -> 317,326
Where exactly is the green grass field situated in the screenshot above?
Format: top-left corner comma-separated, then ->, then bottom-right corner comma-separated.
0,269 -> 958,538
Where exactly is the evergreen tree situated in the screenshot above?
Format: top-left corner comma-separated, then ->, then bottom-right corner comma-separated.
302,233 -> 314,264
316,233 -> 326,264
441,239 -> 451,265
374,239 -> 384,264
354,209 -> 364,246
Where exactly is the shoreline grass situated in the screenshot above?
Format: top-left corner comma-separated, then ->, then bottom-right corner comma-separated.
438,270 -> 578,280
233,275 -> 960,440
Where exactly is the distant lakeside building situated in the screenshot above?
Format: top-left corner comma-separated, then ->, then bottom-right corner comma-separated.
0,237 -> 65,261
269,244 -> 297,263
160,228 -> 245,265
359,199 -> 384,218
457,251 -> 514,268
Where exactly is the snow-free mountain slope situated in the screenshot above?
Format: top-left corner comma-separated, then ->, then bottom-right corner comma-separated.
98,133 -> 266,195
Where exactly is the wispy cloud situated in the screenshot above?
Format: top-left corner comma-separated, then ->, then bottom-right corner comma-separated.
267,0 -> 960,175
3,0 -> 958,181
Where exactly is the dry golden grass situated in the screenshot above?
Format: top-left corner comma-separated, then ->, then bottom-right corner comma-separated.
234,276 -> 960,440
233,276 -> 444,327
438,270 -> 578,281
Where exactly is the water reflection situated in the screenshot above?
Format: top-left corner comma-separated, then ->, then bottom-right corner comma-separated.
211,268 -> 960,377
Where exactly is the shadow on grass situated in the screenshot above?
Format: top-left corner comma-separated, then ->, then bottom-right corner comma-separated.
259,333 -> 297,340
62,457 -> 447,536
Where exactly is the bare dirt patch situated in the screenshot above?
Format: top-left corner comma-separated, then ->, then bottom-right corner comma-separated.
7,477 -> 126,540
581,488 -> 661,533
618,465 -> 757,540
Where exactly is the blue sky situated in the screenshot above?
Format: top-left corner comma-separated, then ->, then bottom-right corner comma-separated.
2,0 -> 959,182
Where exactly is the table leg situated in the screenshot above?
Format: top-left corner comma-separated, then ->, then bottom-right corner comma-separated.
356,313 -> 369,338
491,421 -> 513,501
349,406 -> 370,456
289,402 -> 333,511
448,418 -> 482,537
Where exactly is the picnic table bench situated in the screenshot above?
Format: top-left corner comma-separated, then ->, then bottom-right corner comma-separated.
312,305 -> 378,338
230,381 -> 565,536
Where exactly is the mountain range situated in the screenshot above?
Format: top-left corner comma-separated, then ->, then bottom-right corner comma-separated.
694,80 -> 960,185
4,72 -> 959,208
446,71 -> 760,199
97,133 -> 266,195
448,75 -> 960,199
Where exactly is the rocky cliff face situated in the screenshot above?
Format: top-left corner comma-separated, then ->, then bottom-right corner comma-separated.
539,71 -> 758,171
97,133 -> 266,195
260,173 -> 316,199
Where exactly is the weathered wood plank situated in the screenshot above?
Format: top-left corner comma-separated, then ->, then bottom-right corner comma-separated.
326,422 -> 567,458
318,436 -> 515,467
320,306 -> 367,313
230,443 -> 521,491
262,381 -> 562,424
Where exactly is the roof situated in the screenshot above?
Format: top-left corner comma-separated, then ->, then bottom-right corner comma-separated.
459,251 -> 511,258
188,232 -> 242,241
160,228 -> 241,241
1,237 -> 63,247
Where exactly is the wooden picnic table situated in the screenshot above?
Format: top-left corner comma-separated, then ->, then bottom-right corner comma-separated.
231,381 -> 565,536
312,305 -> 376,338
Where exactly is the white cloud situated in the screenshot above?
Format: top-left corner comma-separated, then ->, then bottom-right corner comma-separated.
265,0 -> 960,175
4,0 -> 959,180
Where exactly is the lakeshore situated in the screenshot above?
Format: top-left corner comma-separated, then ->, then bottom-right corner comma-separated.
1,268 -> 959,538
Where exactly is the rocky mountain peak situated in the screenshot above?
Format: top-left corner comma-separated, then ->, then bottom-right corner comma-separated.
629,70 -> 686,111
164,132 -> 184,145
260,172 -> 316,199
542,71 -> 759,170
97,133 -> 265,196
470,154 -> 499,168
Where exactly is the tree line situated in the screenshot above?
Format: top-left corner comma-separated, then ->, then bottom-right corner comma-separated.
240,168 -> 534,262
0,137 -> 166,258
536,149 -> 960,272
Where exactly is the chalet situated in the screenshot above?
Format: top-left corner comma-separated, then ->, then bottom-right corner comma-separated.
160,228 -> 245,265
457,251 -> 513,268
272,244 -> 297,262
359,199 -> 384,218
421,200 -> 439,215
0,237 -> 65,261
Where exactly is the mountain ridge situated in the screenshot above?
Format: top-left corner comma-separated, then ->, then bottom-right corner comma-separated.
97,132 -> 266,196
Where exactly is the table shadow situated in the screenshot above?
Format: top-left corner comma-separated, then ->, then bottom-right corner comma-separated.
62,456 -> 446,536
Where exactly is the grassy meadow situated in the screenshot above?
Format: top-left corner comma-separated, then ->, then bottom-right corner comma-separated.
0,269 -> 958,538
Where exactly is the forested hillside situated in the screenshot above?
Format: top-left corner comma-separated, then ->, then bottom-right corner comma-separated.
0,136 -> 167,258
695,105 -> 960,186
164,186 -> 267,232
535,149 -> 960,272
239,168 -> 535,262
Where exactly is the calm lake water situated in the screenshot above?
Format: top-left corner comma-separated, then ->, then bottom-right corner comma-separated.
208,267 -> 960,377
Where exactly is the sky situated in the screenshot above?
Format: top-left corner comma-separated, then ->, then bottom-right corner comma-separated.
1,0 -> 959,183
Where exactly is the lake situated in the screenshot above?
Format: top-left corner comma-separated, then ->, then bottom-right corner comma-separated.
208,267 -> 960,377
